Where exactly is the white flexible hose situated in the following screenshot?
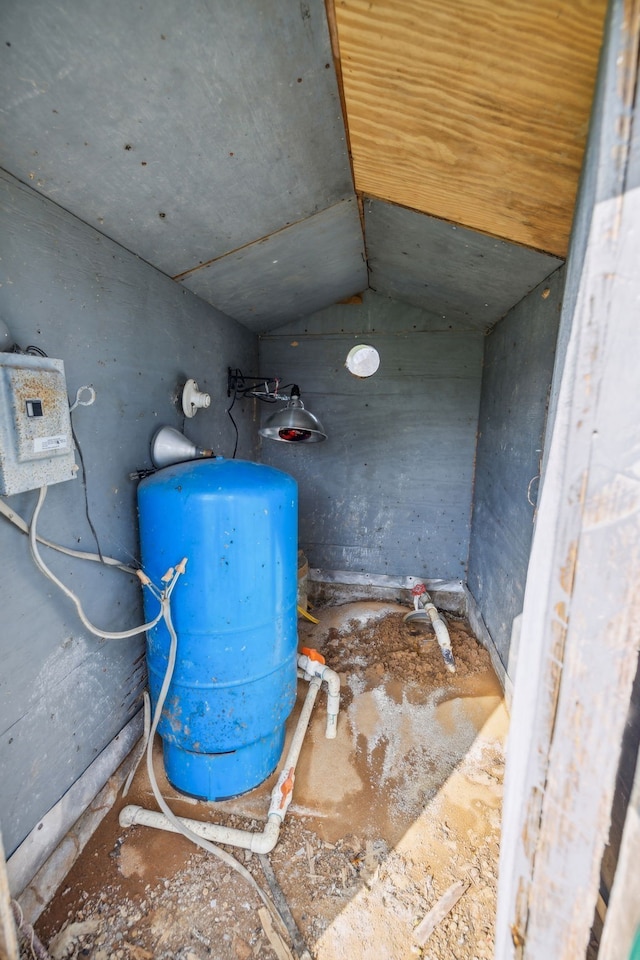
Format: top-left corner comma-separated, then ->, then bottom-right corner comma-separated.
144,585 -> 292,942
122,690 -> 151,798
0,495 -> 138,574
123,676 -> 322,854
23,484 -> 303,946
29,486 -> 162,640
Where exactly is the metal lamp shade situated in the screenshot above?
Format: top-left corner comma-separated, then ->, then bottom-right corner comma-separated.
151,426 -> 214,467
259,397 -> 327,443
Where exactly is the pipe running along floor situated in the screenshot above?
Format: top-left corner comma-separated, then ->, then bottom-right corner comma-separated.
34,600 -> 508,960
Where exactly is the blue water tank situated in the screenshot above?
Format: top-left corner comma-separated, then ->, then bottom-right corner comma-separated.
137,457 -> 298,800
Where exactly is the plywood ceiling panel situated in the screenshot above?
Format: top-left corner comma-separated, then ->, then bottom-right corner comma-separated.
333,0 -> 607,257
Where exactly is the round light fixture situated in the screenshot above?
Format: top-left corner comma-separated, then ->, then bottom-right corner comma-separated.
345,344 -> 380,378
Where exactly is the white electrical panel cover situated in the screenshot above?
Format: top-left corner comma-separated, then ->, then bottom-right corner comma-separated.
0,352 -> 77,496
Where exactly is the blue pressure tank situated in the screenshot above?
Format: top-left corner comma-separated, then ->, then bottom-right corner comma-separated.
137,457 -> 298,801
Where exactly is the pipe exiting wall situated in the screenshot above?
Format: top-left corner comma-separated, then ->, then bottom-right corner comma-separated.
404,582 -> 456,673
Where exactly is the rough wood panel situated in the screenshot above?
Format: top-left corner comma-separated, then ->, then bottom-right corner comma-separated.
365,199 -> 563,330
0,832 -> 18,960
334,0 -> 607,256
494,3 -> 640,954
259,291 -> 483,580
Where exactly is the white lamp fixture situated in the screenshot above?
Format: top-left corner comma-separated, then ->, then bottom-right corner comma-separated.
182,379 -> 211,418
345,344 -> 380,378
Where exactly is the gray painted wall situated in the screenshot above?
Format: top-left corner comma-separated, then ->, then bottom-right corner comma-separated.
365,198 -> 562,331
0,0 -> 354,284
259,292 -> 484,581
0,170 -> 258,856
467,268 -> 565,669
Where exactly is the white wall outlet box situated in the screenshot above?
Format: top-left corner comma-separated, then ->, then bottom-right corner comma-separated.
0,352 -> 77,496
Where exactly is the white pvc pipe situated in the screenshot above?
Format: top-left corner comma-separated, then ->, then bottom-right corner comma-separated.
120,803 -> 283,855
120,673 -> 324,855
425,602 -> 456,673
297,654 -> 341,739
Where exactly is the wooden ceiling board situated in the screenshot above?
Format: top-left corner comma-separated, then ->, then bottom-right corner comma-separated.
333,0 -> 607,257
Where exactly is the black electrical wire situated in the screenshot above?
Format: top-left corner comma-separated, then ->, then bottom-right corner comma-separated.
227,368 -> 293,403
226,369 -> 299,458
226,385 -> 239,459
70,415 -> 104,564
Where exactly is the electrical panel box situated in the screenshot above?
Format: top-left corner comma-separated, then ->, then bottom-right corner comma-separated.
0,352 -> 77,496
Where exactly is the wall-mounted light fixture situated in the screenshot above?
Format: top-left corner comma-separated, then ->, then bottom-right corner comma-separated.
182,378 -> 210,418
227,368 -> 327,444
259,385 -> 326,443
345,344 -> 380,378
151,426 -> 214,468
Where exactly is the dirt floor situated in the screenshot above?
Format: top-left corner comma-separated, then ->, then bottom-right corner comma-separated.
32,600 -> 508,960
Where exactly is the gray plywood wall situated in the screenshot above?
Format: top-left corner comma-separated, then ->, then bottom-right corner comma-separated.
467,267 -> 565,669
0,170 -> 258,856
259,292 -> 484,581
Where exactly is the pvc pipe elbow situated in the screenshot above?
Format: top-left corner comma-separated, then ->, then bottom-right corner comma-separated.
119,804 -> 281,855
248,816 -> 281,854
323,666 -> 341,696
317,666 -> 340,738
119,804 -> 139,829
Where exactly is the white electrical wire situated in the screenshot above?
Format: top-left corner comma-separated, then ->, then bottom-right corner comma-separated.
29,486 -> 162,640
0,496 -> 138,574
69,384 -> 96,412
25,487 -> 293,947
122,690 -> 151,798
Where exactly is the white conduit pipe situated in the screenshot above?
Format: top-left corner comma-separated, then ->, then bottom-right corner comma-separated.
0,494 -> 138,574
121,671 -> 324,854
409,584 -> 456,673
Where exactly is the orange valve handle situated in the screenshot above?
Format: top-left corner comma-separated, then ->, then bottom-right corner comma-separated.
300,647 -> 325,664
279,767 -> 296,809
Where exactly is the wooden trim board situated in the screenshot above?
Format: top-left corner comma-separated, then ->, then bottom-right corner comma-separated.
494,3 -> 640,955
